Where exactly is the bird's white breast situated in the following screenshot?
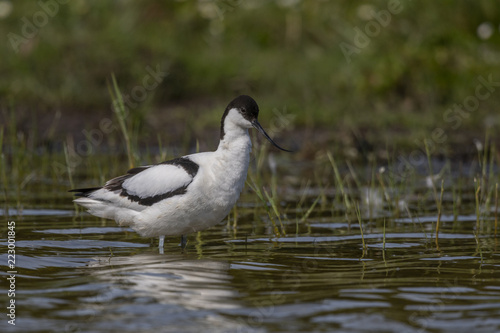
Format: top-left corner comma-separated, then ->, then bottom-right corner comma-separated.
193,132 -> 251,209
132,132 -> 252,237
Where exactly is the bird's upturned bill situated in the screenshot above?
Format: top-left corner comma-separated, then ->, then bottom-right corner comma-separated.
251,120 -> 293,152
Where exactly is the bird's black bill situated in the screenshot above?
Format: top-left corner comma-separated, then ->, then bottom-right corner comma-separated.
252,120 -> 293,152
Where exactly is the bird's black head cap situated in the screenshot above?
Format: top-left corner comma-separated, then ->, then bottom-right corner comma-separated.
220,95 -> 259,139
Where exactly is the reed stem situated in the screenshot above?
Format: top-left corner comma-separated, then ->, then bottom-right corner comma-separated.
109,74 -> 134,168
495,183 -> 498,237
475,178 -> 481,234
436,179 -> 444,247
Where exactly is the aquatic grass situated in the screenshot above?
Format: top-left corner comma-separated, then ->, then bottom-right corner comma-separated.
473,231 -> 484,265
268,156 -> 281,209
179,123 -> 194,155
495,183 -> 498,237
388,170 -> 404,218
479,130 -> 490,192
253,136 -> 269,175
487,139 -> 495,171
263,188 -> 286,236
313,167 -> 329,212
298,194 -> 320,226
385,148 -> 410,218
194,232 -> 203,256
382,218 -> 386,251
451,185 -> 459,231
63,143 -> 75,191
156,134 -> 168,162
424,139 -> 439,205
232,205 -> 239,231
108,74 -> 135,169
354,203 -> 367,258
454,163 -> 464,225
293,191 -> 319,236
484,143 -> 496,213
376,169 -> 393,215
473,133 -> 495,215
435,179 -> 444,248
382,218 -> 387,265
368,163 -> 377,222
343,166 -> 358,217
327,151 -> 352,217
4,106 -> 36,213
247,135 -> 270,189
346,160 -> 362,190
474,178 -> 481,233
195,139 -> 200,154
296,179 -> 312,211
246,139 -> 289,236
246,174 -> 282,237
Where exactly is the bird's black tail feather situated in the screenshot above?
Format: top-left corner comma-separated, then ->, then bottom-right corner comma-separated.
68,187 -> 102,197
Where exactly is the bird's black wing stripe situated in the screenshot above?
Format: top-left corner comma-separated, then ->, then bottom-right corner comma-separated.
160,157 -> 199,177
121,185 -> 189,206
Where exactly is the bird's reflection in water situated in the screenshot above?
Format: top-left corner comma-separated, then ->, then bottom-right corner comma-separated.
87,253 -> 240,310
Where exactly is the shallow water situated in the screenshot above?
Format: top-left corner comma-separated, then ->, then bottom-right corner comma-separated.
1,181 -> 500,333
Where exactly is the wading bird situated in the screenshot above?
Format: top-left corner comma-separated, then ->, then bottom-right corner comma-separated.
70,95 -> 291,252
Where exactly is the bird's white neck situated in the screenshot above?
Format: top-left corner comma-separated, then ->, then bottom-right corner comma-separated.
217,110 -> 253,153
211,122 -> 252,207
217,128 -> 251,153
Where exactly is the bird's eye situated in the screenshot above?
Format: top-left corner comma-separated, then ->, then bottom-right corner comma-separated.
241,108 -> 246,114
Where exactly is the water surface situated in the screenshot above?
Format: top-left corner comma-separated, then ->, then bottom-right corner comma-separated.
1,180 -> 499,333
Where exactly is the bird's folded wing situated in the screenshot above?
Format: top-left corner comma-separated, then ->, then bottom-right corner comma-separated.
114,162 -> 195,203
72,157 -> 200,207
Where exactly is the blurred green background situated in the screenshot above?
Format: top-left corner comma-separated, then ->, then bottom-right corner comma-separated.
1,0 -> 500,158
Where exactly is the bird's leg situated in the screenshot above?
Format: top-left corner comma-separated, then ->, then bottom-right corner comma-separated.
159,235 -> 165,254
179,235 -> 187,249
